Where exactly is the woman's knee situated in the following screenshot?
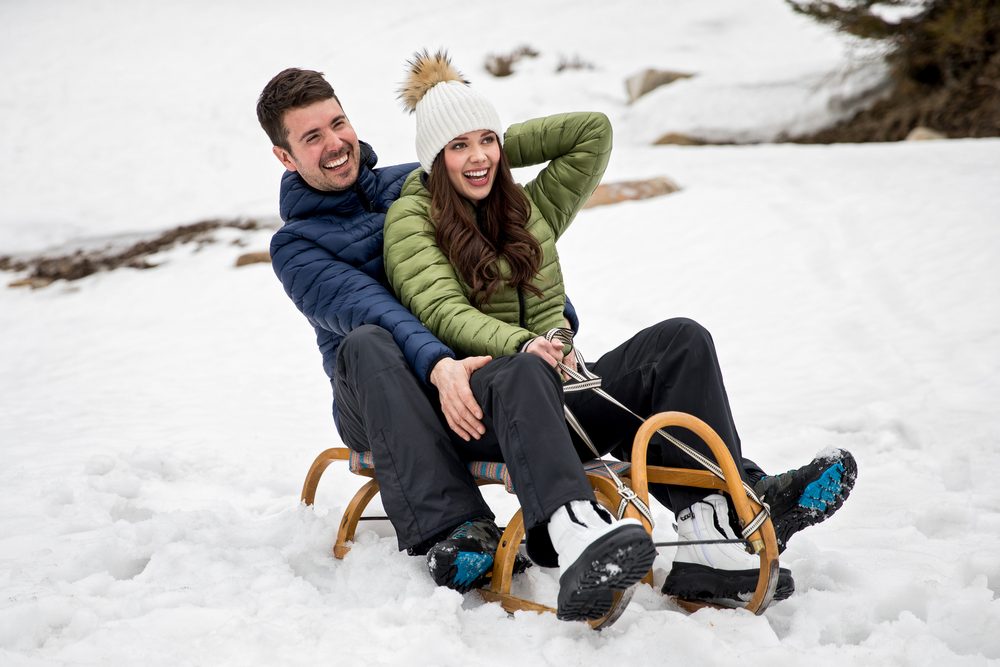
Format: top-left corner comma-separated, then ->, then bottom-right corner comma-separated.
652,317 -> 714,349
489,353 -> 562,393
509,351 -> 561,376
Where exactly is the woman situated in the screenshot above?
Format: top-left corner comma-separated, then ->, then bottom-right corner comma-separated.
385,50 -> 656,623
385,51 -> 846,614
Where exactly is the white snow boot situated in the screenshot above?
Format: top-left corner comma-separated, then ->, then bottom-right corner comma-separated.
547,500 -> 657,621
662,494 -> 794,606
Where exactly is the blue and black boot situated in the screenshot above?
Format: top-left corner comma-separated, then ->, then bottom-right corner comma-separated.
753,448 -> 858,552
426,518 -> 527,593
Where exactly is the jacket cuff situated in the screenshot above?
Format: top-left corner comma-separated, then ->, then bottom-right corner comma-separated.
564,296 -> 580,333
424,351 -> 456,385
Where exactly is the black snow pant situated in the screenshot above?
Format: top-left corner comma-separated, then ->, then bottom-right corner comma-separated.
333,319 -> 764,552
334,325 -> 594,551
564,318 -> 765,513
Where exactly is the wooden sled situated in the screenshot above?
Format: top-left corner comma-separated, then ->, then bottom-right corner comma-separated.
301,410 -> 781,627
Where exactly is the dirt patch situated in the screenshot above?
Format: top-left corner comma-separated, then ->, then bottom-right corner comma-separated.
2,218 -> 270,289
787,0 -> 1000,143
584,177 -> 681,208
792,51 -> 1000,142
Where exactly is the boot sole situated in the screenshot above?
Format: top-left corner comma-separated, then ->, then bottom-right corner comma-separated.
773,451 -> 858,551
557,525 -> 657,622
662,562 -> 795,607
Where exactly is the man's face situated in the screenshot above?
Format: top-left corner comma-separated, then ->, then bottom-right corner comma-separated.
272,98 -> 360,191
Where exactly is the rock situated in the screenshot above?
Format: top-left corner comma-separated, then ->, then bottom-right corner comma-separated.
653,132 -> 707,146
1,218 -> 273,289
235,251 -> 271,267
625,69 -> 694,103
8,276 -> 54,289
905,126 -> 947,141
584,177 -> 681,209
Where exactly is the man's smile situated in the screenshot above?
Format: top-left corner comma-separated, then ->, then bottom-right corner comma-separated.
323,152 -> 351,171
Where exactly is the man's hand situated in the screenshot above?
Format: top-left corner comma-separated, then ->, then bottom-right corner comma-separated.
430,356 -> 491,441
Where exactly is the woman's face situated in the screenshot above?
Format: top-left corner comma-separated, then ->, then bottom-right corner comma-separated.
441,130 -> 501,202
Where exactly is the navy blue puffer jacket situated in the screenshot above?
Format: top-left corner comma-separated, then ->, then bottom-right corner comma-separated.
270,142 -> 453,423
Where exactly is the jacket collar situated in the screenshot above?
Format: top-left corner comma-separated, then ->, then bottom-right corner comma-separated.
279,141 -> 381,222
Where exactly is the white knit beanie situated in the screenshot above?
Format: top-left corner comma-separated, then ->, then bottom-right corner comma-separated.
399,50 -> 503,174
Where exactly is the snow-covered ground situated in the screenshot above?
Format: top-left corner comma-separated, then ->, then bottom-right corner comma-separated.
2,1 -> 999,665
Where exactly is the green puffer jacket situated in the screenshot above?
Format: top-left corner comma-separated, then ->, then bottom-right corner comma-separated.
384,111 -> 611,358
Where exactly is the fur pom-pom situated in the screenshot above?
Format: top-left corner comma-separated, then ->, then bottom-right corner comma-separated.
398,49 -> 468,113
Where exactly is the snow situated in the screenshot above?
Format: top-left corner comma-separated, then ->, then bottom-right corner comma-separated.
2,1 -> 999,665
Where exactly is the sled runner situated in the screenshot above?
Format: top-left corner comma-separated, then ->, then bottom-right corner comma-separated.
300,410 -> 781,628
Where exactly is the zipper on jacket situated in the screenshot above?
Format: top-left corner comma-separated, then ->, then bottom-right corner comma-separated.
517,286 -> 527,329
353,182 -> 375,212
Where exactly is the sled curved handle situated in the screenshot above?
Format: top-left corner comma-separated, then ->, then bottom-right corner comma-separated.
301,448 -> 351,505
628,411 -> 780,615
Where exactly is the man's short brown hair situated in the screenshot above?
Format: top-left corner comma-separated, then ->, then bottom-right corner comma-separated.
256,68 -> 342,151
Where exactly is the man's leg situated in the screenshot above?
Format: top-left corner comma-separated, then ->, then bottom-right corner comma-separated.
565,318 -> 855,550
564,319 -> 794,605
334,325 -> 493,552
565,318 -> 853,604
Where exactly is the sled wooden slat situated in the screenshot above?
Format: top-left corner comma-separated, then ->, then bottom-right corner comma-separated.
300,409 -> 781,625
645,467 -> 726,491
478,589 -> 555,615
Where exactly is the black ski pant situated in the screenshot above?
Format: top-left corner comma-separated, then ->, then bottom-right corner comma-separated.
333,319 -> 765,551
564,318 -> 765,512
334,325 -> 594,551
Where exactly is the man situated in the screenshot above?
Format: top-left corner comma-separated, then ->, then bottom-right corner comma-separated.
257,68 -> 525,585
256,67 -> 857,609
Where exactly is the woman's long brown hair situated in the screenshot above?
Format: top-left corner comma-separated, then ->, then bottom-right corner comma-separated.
428,147 -> 543,306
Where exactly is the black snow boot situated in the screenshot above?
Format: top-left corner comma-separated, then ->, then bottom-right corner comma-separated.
425,518 -> 530,593
753,448 -> 858,552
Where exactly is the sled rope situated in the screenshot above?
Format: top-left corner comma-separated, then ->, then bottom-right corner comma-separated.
548,328 -> 654,525
544,328 -> 770,541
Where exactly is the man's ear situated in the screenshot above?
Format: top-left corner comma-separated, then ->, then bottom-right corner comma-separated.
272,146 -> 298,172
